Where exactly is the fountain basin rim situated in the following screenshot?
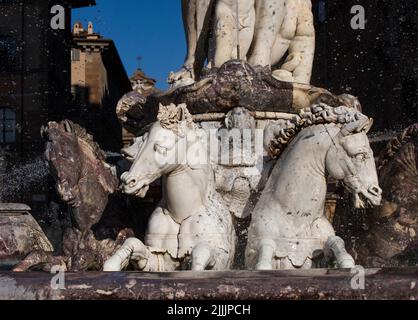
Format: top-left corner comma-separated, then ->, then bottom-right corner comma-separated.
1,268 -> 418,300
0,203 -> 31,216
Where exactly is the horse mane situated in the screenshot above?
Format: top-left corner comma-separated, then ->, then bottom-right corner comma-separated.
157,103 -> 197,136
62,120 -> 107,162
267,103 -> 370,158
377,123 -> 418,172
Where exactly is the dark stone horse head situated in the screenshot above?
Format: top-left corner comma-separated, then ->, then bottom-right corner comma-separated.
41,120 -> 119,232
13,121 -> 146,272
354,124 -> 418,267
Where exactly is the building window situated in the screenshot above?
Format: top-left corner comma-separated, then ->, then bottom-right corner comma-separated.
71,48 -> 80,61
0,108 -> 16,144
0,36 -> 17,71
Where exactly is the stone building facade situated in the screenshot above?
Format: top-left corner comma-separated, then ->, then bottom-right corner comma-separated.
0,1 -> 95,211
0,0 -> 95,159
121,69 -> 158,146
0,1 -> 134,234
70,21 -> 132,152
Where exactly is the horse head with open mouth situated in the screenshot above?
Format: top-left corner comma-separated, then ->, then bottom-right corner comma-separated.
247,104 -> 382,270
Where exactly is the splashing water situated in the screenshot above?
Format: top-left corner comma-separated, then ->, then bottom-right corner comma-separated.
0,157 -> 49,201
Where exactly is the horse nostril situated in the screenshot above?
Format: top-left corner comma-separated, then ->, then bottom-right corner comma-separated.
369,186 -> 382,196
124,177 -> 137,188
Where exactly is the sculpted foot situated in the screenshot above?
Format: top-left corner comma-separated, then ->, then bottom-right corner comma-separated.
103,251 -> 129,271
103,238 -> 149,271
255,240 -> 276,270
324,236 -> 355,269
338,256 -> 356,269
272,69 -> 295,83
168,65 -> 195,89
255,261 -> 273,270
191,243 -> 215,271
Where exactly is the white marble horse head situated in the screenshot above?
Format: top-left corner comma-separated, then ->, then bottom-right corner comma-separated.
325,117 -> 382,209
120,103 -> 207,197
266,104 -> 383,210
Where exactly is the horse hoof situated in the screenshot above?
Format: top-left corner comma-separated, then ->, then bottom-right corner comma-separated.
255,262 -> 273,271
191,264 -> 206,271
338,256 -> 356,269
103,257 -> 123,272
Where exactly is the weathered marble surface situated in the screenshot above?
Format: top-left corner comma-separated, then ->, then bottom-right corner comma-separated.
14,121 -> 152,272
117,60 -> 352,137
246,105 -> 382,270
111,101 -> 383,271
251,0 -> 315,84
104,104 -> 235,272
10,103 -> 380,273
1,269 -> 418,300
0,204 -> 53,266
43,121 -> 119,232
169,0 -> 315,87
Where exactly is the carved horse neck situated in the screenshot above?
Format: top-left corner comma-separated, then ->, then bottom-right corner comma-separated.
268,125 -> 333,217
162,157 -> 213,224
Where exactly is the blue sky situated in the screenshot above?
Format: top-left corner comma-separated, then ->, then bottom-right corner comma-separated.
73,1 -> 186,89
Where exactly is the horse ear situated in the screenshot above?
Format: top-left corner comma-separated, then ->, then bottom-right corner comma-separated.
341,118 -> 371,136
158,103 -> 164,116
40,125 -> 49,140
177,104 -> 191,122
364,118 -> 374,134
63,120 -> 73,133
177,105 -> 184,121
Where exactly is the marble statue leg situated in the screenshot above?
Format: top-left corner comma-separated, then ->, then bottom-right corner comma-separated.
249,0 -> 286,67
167,0 -> 197,86
255,239 -> 276,270
177,197 -> 232,271
103,238 -> 149,271
191,243 -> 216,271
213,0 -> 255,67
324,236 -> 356,269
270,0 -> 315,84
213,0 -> 256,67
213,1 -> 237,67
237,12 -> 256,62
168,0 -> 212,87
284,0 -> 315,84
182,0 -> 198,70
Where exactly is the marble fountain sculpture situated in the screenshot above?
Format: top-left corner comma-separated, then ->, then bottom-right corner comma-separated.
246,105 -> 382,270
105,0 -> 381,271
6,0 -> 384,273
104,100 -> 382,271
104,104 -> 236,271
168,0 -> 315,87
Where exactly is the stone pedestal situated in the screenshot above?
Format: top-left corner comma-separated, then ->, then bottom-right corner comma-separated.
0,204 -> 53,269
